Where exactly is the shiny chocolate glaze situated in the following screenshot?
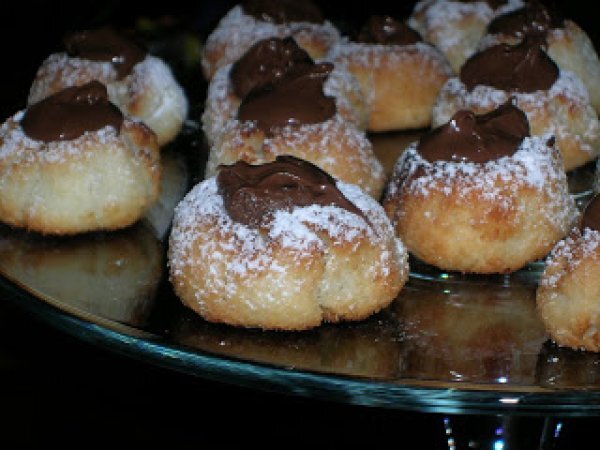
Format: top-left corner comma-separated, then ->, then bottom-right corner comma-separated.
237,62 -> 336,134
356,16 -> 422,45
21,81 -> 123,142
230,37 -> 313,99
216,155 -> 364,227
64,27 -> 146,79
417,102 -> 530,163
242,0 -> 324,24
488,1 -> 564,39
581,194 -> 600,232
459,38 -> 559,92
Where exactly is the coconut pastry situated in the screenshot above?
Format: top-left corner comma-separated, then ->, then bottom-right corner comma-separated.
28,27 -> 188,146
327,15 -> 453,132
536,193 -> 600,352
202,36 -> 367,146
408,0 -> 525,72
168,155 -> 409,331
383,102 -> 577,274
479,1 -> 600,116
205,58 -> 385,199
0,81 -> 160,235
432,37 -> 600,171
201,0 -> 341,80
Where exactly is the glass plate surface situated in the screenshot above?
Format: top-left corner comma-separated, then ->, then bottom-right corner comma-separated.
1,122 -> 600,417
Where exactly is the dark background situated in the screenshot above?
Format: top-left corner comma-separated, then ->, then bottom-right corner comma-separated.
1,1 -> 600,446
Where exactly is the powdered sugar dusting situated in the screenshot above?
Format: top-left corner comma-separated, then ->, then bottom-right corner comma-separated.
168,176 -> 402,299
388,135 -> 576,229
542,228 -> 600,288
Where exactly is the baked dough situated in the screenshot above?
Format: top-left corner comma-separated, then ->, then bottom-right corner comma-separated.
408,0 -> 525,72
206,115 -> 385,199
168,164 -> 409,331
383,109 -> 577,274
202,41 -> 367,146
0,109 -> 160,235
327,33 -> 452,132
536,194 -> 600,352
201,4 -> 341,80
28,52 -> 188,147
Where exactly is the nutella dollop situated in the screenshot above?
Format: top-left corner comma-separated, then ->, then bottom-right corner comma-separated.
580,194 -> 600,232
242,0 -> 324,24
417,102 -> 530,163
216,155 -> 364,227
487,2 -> 564,40
356,16 -> 422,45
230,37 -> 313,99
459,38 -> 559,92
64,27 -> 147,80
237,62 -> 336,134
21,81 -> 124,142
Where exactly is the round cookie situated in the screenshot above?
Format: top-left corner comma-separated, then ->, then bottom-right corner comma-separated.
327,15 -> 453,132
432,37 -> 600,171
168,156 -> 409,331
408,0 -> 525,72
201,0 -> 341,80
28,27 -> 188,146
0,81 -> 161,235
536,193 -> 600,352
479,1 -> 600,116
383,102 -> 577,274
205,59 -> 385,199
202,36 -> 367,146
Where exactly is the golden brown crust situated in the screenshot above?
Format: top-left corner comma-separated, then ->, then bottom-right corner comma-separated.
382,138 -> 577,274
0,114 -> 161,235
167,178 -> 409,331
206,116 -> 386,199
536,229 -> 600,352
327,41 -> 452,132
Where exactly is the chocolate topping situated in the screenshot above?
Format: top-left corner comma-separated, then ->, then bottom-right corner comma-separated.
242,0 -> 324,24
64,27 -> 146,80
237,62 -> 336,134
459,38 -> 559,92
417,102 -> 530,163
580,194 -> 600,232
216,155 -> 364,227
488,2 -> 564,39
356,16 -> 422,45
21,81 -> 124,142
230,37 -> 313,99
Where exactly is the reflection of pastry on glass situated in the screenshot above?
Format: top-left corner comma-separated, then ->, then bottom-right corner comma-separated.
395,279 -> 547,384
204,57 -> 385,199
142,147 -> 190,241
0,81 -> 161,235
171,308 -> 402,378
479,1 -> 600,116
432,37 -> 600,171
202,36 -> 367,146
536,194 -> 600,352
383,102 -> 576,274
0,223 -> 162,327
168,156 -> 409,331
326,15 -> 452,132
28,27 -> 188,146
201,0 -> 341,80
408,0 -> 525,72
535,340 -> 600,389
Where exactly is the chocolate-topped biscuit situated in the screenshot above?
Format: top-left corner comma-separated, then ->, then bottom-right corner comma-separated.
356,16 -> 422,46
